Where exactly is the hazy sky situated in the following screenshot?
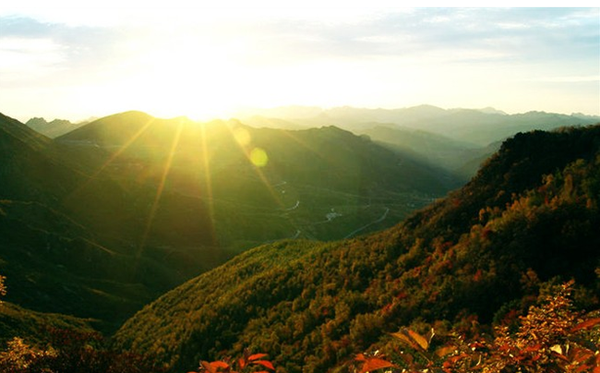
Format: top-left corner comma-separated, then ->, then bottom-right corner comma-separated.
1,2 -> 599,122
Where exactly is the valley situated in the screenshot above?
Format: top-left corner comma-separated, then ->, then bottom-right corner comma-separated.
1,109 -> 456,333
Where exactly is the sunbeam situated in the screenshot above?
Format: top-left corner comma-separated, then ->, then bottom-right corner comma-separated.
232,122 -> 284,208
279,128 -> 331,164
199,121 -> 217,244
61,117 -> 157,205
136,119 -> 185,261
224,122 -> 285,210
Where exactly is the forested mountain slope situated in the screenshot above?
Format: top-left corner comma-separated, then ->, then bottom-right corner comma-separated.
1,110 -> 458,334
0,113 -> 194,332
114,125 -> 600,373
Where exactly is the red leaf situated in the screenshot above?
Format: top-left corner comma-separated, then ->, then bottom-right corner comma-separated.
359,357 -> 395,373
238,358 -> 246,369
571,347 -> 594,364
200,361 -> 217,373
210,361 -> 230,369
571,318 -> 600,332
407,329 -> 429,350
577,365 -> 594,373
523,344 -> 542,353
253,360 -> 275,370
391,331 -> 421,350
355,353 -> 367,362
248,353 -> 268,361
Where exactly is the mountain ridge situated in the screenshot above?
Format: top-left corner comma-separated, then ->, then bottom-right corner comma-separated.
25,117 -> 85,139
235,105 -> 600,145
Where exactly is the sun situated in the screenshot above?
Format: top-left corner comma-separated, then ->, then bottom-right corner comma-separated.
104,31 -> 251,120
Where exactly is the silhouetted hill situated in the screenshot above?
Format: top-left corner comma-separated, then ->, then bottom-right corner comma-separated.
113,125 -> 600,373
25,117 -> 85,138
57,110 -> 165,146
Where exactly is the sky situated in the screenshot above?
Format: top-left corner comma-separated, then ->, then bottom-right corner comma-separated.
0,2 -> 599,122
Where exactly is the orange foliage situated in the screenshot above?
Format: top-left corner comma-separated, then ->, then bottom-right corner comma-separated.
355,282 -> 600,373
192,350 -> 275,373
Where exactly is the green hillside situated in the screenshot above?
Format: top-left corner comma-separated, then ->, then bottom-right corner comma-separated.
113,125 -> 600,372
2,111 -> 457,334
0,300 -> 95,346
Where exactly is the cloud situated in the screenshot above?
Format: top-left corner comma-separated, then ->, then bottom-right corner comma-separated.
3,8 -> 597,68
0,6 -> 598,119
188,7 -> 597,69
526,75 -> 600,83
0,16 -> 135,88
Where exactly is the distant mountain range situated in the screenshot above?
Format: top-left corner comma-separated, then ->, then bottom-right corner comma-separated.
237,104 -> 600,145
26,105 -> 600,145
25,117 -> 88,138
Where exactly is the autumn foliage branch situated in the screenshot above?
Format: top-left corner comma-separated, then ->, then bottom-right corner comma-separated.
356,281 -> 600,373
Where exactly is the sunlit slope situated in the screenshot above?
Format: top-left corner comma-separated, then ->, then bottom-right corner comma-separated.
114,125 -> 600,373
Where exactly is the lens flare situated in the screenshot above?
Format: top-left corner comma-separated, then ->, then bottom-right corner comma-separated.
250,147 -> 268,167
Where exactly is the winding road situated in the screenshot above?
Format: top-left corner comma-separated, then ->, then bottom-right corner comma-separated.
343,207 -> 390,239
